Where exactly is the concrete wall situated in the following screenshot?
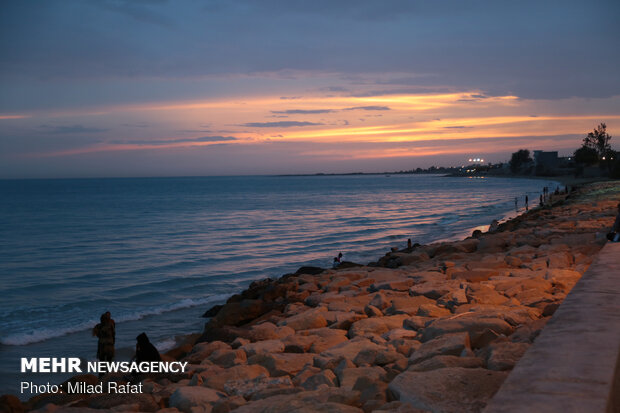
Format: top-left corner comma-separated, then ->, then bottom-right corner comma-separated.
484,242 -> 620,413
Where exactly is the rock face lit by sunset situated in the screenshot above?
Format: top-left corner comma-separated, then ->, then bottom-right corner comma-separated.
1,1 -> 619,178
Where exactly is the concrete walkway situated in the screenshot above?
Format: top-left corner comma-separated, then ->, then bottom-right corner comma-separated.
484,242 -> 620,413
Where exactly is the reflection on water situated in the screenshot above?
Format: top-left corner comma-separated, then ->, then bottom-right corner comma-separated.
0,174 -> 557,396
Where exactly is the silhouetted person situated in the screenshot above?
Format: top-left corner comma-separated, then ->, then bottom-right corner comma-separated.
514,197 -> 518,212
93,312 -> 115,363
539,194 -> 543,206
525,195 -> 529,211
135,332 -> 161,363
337,252 -> 343,262
608,202 -> 620,242
407,238 -> 412,249
93,311 -> 115,378
332,257 -> 339,269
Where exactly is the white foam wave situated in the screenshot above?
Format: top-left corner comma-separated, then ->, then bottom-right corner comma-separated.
154,338 -> 178,353
0,294 -> 229,346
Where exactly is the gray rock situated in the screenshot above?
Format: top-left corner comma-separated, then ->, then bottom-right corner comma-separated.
388,367 -> 508,412
169,387 -> 223,413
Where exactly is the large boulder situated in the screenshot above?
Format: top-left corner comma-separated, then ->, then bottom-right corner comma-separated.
452,304 -> 540,326
416,303 -> 451,318
419,315 -> 514,342
169,387 -> 224,413
224,375 -> 295,400
348,315 -> 409,338
86,393 -> 160,411
479,341 -> 530,371
0,395 -> 23,413
207,348 -> 247,367
385,296 -> 436,316
320,337 -> 385,362
388,367 -> 508,412
407,355 -> 484,372
183,341 -> 231,364
203,364 -> 270,391
240,339 -> 285,357
545,268 -> 582,291
324,311 -> 367,330
466,284 -> 510,305
248,353 -> 315,376
369,279 -> 415,292
409,280 -> 458,299
409,332 -> 471,365
247,322 -> 295,342
278,307 -> 328,331
437,288 -> 469,310
336,366 -> 387,390
230,388 -> 364,413
206,299 -> 275,329
452,270 -> 499,283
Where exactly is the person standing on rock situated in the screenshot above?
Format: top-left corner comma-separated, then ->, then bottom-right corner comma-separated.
93,311 -> 115,367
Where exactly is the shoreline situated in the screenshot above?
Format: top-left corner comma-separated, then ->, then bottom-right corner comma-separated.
7,180 -> 620,413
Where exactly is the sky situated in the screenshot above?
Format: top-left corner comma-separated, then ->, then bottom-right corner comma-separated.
1,0 -> 619,178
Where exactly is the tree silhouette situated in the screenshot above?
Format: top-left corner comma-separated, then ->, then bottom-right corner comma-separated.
583,123 -> 612,160
573,146 -> 598,165
509,149 -> 532,173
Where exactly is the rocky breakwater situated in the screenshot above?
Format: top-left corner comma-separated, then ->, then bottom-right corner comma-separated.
8,181 -> 619,413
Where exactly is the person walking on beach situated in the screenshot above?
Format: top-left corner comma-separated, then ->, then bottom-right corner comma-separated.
93,311 -> 115,377
525,195 -> 529,211
514,197 -> 518,212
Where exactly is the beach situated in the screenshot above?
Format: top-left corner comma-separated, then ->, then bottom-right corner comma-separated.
4,179 -> 617,413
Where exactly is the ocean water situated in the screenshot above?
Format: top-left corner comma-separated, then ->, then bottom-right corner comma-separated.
0,174 -> 558,396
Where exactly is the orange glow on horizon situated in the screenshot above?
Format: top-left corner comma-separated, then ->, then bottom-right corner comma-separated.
12,89 -> 620,161
0,114 -> 29,119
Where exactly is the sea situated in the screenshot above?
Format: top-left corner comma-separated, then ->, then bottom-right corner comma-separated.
0,174 -> 560,396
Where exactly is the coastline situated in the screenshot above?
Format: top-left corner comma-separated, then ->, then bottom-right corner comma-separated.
6,180 -> 620,413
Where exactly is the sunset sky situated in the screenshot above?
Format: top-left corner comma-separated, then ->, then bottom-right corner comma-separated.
1,0 -> 619,178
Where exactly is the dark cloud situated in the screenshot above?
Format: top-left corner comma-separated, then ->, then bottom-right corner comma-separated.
320,86 -> 349,92
122,122 -> 150,128
271,109 -> 335,114
240,121 -> 323,127
112,136 -> 237,145
178,129 -> 213,133
41,124 -> 108,134
2,0 -> 619,102
344,106 -> 391,111
92,0 -> 174,28
271,106 -> 389,115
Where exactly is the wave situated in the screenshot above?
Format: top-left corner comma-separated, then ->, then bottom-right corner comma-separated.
153,338 -> 178,353
0,294 -> 228,346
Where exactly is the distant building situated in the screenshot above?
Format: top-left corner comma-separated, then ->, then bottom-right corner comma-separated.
533,150 -> 559,169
